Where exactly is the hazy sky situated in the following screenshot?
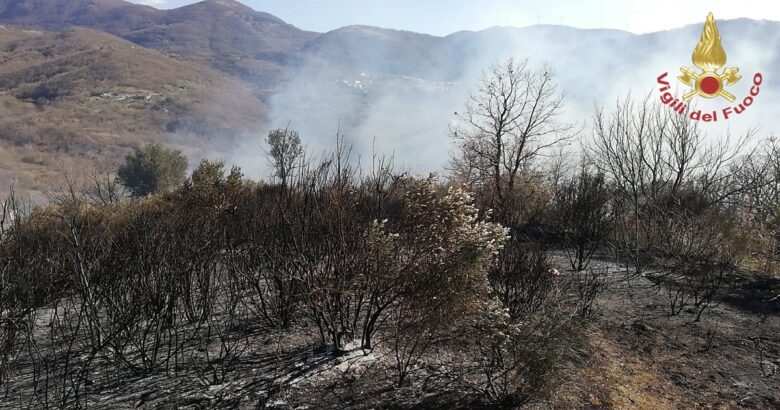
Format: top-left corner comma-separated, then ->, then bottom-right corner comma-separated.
131,0 -> 780,35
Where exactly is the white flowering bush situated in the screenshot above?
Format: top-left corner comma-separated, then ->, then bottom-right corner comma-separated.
366,175 -> 509,385
368,175 -> 509,321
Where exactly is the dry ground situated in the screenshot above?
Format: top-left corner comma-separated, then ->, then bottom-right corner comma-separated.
555,256 -> 780,409
1,254 -> 778,409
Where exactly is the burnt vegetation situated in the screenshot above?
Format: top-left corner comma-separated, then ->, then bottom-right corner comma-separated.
0,59 -> 778,408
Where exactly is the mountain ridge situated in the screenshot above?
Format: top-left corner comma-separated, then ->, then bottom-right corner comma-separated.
0,0 -> 775,87
0,0 -> 779,192
0,0 -> 317,81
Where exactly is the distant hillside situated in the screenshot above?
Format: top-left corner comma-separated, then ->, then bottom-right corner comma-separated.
0,0 -> 158,32
0,0 -> 779,191
268,18 -> 780,171
301,26 -> 454,80
0,0 -> 317,81
0,26 -> 266,193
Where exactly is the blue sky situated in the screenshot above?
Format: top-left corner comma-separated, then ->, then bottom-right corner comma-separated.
130,0 -> 780,35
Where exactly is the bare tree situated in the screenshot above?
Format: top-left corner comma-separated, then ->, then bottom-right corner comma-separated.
86,171 -> 126,205
730,138 -> 780,225
589,95 -> 753,273
731,138 -> 780,274
450,58 -> 573,219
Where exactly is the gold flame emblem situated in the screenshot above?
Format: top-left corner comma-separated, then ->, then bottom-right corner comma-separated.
678,12 -> 741,101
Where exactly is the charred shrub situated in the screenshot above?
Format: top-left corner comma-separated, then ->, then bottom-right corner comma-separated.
489,238 -> 555,318
553,168 -> 611,271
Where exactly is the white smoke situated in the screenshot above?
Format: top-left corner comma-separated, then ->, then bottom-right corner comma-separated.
226,18 -> 779,178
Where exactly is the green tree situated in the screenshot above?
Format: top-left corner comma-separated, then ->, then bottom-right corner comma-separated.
117,143 -> 187,197
266,128 -> 304,188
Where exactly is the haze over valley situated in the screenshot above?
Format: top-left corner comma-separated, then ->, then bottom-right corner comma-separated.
0,0 -> 777,192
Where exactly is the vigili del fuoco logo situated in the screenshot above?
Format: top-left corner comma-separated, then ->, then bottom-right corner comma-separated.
656,12 -> 763,122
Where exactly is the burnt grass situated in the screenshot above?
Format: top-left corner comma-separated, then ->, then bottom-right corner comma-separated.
567,256 -> 780,409
1,254 -> 778,409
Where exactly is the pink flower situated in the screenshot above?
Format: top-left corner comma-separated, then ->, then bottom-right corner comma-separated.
548,267 -> 561,276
